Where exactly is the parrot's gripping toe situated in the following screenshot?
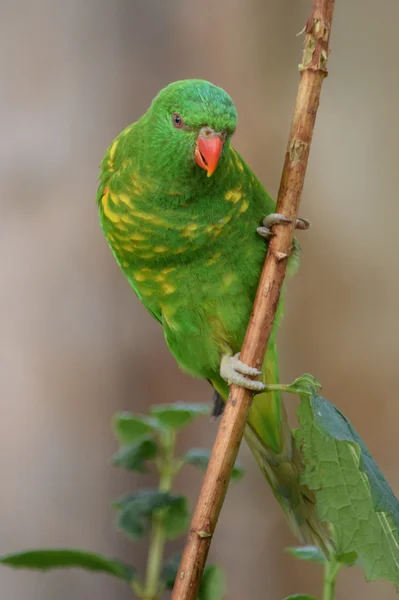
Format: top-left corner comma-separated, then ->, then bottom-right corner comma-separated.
257,213 -> 311,239
220,353 -> 265,392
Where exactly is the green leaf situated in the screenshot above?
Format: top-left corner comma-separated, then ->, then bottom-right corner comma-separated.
151,402 -> 210,429
283,595 -> 318,600
162,552 -> 182,589
115,489 -> 189,541
111,436 -> 158,473
0,549 -> 135,582
286,546 -> 326,565
336,551 -> 358,567
296,392 -> 399,588
284,374 -> 321,396
113,412 -> 158,445
198,564 -> 226,600
183,448 -> 245,480
163,495 -> 189,539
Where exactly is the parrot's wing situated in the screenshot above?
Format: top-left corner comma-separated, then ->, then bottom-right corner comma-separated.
126,276 -> 163,325
97,125 -> 163,326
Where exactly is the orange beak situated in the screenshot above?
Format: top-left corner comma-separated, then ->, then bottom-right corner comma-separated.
195,133 -> 224,177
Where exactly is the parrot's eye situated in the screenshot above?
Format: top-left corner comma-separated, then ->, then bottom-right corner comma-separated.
172,113 -> 184,128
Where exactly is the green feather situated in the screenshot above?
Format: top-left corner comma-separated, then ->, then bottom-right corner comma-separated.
98,79 -> 332,553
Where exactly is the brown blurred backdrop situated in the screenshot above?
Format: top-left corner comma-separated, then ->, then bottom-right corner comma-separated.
1,0 -> 398,598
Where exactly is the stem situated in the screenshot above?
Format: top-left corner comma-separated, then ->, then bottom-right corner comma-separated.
323,556 -> 341,600
171,2 -> 336,599
141,430 -> 176,600
264,383 -> 301,395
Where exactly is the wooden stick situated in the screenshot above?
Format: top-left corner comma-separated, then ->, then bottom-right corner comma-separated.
171,2 -> 335,598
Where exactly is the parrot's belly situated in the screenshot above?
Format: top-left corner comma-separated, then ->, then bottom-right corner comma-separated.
131,258 -> 262,379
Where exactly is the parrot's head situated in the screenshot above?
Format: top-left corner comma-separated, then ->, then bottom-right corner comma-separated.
145,79 -> 237,183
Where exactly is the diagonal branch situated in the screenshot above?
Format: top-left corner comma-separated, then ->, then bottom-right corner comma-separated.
171,1 -> 336,598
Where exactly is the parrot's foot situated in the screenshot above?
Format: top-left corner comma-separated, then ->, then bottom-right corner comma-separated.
220,353 -> 265,392
257,213 -> 311,240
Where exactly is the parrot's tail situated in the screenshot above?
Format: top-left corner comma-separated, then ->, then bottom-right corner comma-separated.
244,332 -> 333,555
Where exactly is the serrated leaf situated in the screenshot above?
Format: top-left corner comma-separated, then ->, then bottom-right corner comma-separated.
111,436 -> 158,473
286,545 -> 326,565
296,393 -> 399,588
183,448 -> 245,481
113,412 -> 158,445
198,564 -> 226,600
115,489 -> 188,541
162,552 -> 182,589
283,595 -> 318,600
0,549 -> 135,582
151,402 -> 210,429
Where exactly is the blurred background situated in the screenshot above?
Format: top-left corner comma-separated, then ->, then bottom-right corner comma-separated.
1,0 -> 398,598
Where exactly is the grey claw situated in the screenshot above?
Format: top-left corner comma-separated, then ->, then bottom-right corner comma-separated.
263,213 -> 292,228
220,353 -> 265,393
295,217 -> 311,230
262,213 -> 311,232
257,226 -> 275,239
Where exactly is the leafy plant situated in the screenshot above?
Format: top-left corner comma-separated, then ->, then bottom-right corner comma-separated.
0,403 -> 233,599
1,392 -> 398,598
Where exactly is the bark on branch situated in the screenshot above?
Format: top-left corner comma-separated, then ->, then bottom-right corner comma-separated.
171,2 -> 335,598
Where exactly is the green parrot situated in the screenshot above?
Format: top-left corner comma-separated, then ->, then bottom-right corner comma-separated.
97,79 -> 331,552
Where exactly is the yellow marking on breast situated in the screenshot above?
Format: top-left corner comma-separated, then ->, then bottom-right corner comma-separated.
238,198 -> 249,214
162,267 -> 176,275
109,140 -> 118,161
219,215 -> 231,226
113,230 -> 129,241
122,243 -> 135,252
205,225 -> 215,233
162,283 -> 176,295
225,187 -> 242,204
134,271 -> 148,282
181,222 -> 201,238
119,193 -> 135,209
107,233 -> 115,241
173,247 -> 187,254
101,189 -> 120,223
121,124 -> 133,137
130,232 -> 147,241
115,222 -> 129,232
141,252 -> 154,259
122,261 -> 129,268
154,245 -> 169,253
121,214 -> 135,225
131,170 -> 149,195
130,210 -> 166,226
